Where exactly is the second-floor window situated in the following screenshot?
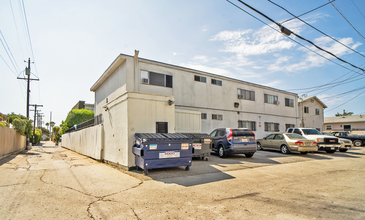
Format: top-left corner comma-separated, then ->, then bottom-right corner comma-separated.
194,75 -> 206,83
316,109 -> 320,115
238,120 -> 256,131
285,98 -> 294,107
211,79 -> 222,86
304,106 -> 309,113
264,94 -> 279,104
237,89 -> 255,101
140,71 -> 173,88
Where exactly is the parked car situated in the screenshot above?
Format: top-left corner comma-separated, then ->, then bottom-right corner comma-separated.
331,131 -> 365,147
286,128 -> 340,153
210,128 -> 256,158
257,133 -> 318,154
322,132 -> 352,152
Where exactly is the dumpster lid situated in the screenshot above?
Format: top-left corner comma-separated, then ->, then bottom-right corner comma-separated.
135,133 -> 192,141
181,133 -> 212,138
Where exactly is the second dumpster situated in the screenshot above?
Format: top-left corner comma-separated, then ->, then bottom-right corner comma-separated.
132,133 -> 193,175
182,133 -> 212,161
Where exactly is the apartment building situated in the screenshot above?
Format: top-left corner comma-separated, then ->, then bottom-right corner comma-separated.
90,51 -> 299,168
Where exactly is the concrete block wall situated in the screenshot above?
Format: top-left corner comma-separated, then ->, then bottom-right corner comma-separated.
0,127 -> 26,159
61,124 -> 103,160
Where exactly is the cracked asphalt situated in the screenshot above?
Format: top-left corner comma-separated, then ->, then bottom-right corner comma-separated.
1,141 -> 365,219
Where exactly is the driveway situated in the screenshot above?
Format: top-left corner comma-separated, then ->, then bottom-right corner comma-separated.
1,141 -> 364,219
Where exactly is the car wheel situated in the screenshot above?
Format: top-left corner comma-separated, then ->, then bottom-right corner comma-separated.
245,153 -> 254,158
280,145 -> 289,154
325,150 -> 335,153
353,140 -> 362,147
300,152 -> 308,155
339,149 -> 348,152
257,142 -> 263,150
218,145 -> 226,158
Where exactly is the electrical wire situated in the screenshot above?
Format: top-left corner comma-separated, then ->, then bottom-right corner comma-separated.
0,54 -> 17,76
281,0 -> 336,24
268,0 -> 365,59
9,0 -> 25,60
325,88 -> 365,112
351,0 -> 365,21
0,31 -> 20,73
329,1 -> 365,43
227,0 -> 365,74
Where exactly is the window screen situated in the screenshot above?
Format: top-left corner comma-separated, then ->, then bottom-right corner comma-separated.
156,122 -> 168,133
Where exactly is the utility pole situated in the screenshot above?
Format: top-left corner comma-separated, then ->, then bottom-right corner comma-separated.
30,104 -> 43,144
17,58 -> 39,119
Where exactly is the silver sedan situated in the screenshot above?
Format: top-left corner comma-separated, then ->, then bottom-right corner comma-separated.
257,133 -> 318,154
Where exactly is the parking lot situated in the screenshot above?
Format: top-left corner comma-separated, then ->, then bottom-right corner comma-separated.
1,142 -> 365,219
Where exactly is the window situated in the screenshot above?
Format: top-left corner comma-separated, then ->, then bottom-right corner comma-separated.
238,120 -> 256,131
285,124 -> 295,131
211,79 -> 222,86
285,98 -> 294,107
212,114 -> 223,120
194,75 -> 206,83
344,125 -> 351,131
293,129 -> 302,135
140,71 -> 173,88
304,106 -> 309,113
156,122 -> 168,133
264,94 -> 279,104
316,128 -> 321,131
326,125 -> 332,130
274,134 -> 284,140
266,134 -> 276,139
316,109 -> 320,115
264,122 -> 279,132
237,89 -> 255,101
201,113 -> 207,120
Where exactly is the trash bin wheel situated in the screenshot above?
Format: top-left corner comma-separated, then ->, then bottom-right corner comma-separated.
205,157 -> 209,161
143,170 -> 148,175
185,166 -> 190,171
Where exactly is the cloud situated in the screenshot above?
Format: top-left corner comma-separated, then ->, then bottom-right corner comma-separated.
262,80 -> 282,88
193,55 -> 210,63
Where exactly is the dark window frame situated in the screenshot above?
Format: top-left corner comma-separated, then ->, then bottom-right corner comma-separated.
194,75 -> 207,83
140,71 -> 173,88
304,106 -> 309,114
264,122 -> 280,132
212,114 -> 223,120
264,94 -> 279,104
211,79 -> 222,86
238,120 -> 256,131
201,113 -> 207,120
285,98 -> 294,107
237,89 -> 255,101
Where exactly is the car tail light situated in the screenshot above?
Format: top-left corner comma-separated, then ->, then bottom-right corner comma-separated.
295,141 -> 304,146
226,129 -> 233,142
249,129 -> 256,141
312,142 -> 317,146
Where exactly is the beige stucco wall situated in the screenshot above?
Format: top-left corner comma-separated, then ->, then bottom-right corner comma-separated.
61,124 -> 103,160
298,98 -> 324,131
175,109 -> 201,133
0,127 -> 26,158
100,91 -> 175,168
324,121 -> 365,132
136,58 -> 299,138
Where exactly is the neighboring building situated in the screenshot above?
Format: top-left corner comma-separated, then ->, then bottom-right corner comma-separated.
298,96 -> 327,131
90,51 -> 300,168
324,115 -> 365,132
72,100 -> 94,112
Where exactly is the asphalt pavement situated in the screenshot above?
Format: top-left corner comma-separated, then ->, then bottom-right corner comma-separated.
1,141 -> 364,219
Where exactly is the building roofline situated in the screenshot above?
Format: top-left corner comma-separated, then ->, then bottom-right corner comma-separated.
91,52 -> 299,96
298,96 -> 327,108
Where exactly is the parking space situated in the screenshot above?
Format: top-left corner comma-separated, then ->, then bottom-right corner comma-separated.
127,147 -> 365,183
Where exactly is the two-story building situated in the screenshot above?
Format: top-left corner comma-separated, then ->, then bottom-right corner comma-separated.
298,96 -> 327,131
90,51 -> 299,168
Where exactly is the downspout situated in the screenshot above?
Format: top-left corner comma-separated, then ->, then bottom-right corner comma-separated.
134,50 -> 139,92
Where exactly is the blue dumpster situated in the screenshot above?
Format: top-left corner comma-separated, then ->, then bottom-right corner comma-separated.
132,133 -> 193,175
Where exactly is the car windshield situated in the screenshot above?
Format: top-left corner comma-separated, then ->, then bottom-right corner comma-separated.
302,129 -> 322,135
286,134 -> 307,140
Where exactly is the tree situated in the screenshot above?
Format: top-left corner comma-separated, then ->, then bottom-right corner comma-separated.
65,109 -> 94,128
53,126 -> 60,137
335,110 -> 354,117
12,118 -> 33,138
60,120 -> 68,135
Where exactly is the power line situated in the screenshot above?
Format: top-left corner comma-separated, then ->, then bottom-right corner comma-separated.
268,0 -> 365,59
325,88 -> 365,112
329,1 -> 365,43
0,54 -> 17,76
9,0 -> 25,60
351,0 -> 365,21
281,0 -> 336,24
227,0 -> 365,74
0,30 -> 20,73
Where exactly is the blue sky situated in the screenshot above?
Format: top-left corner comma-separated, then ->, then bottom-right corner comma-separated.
1,0 -> 365,126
